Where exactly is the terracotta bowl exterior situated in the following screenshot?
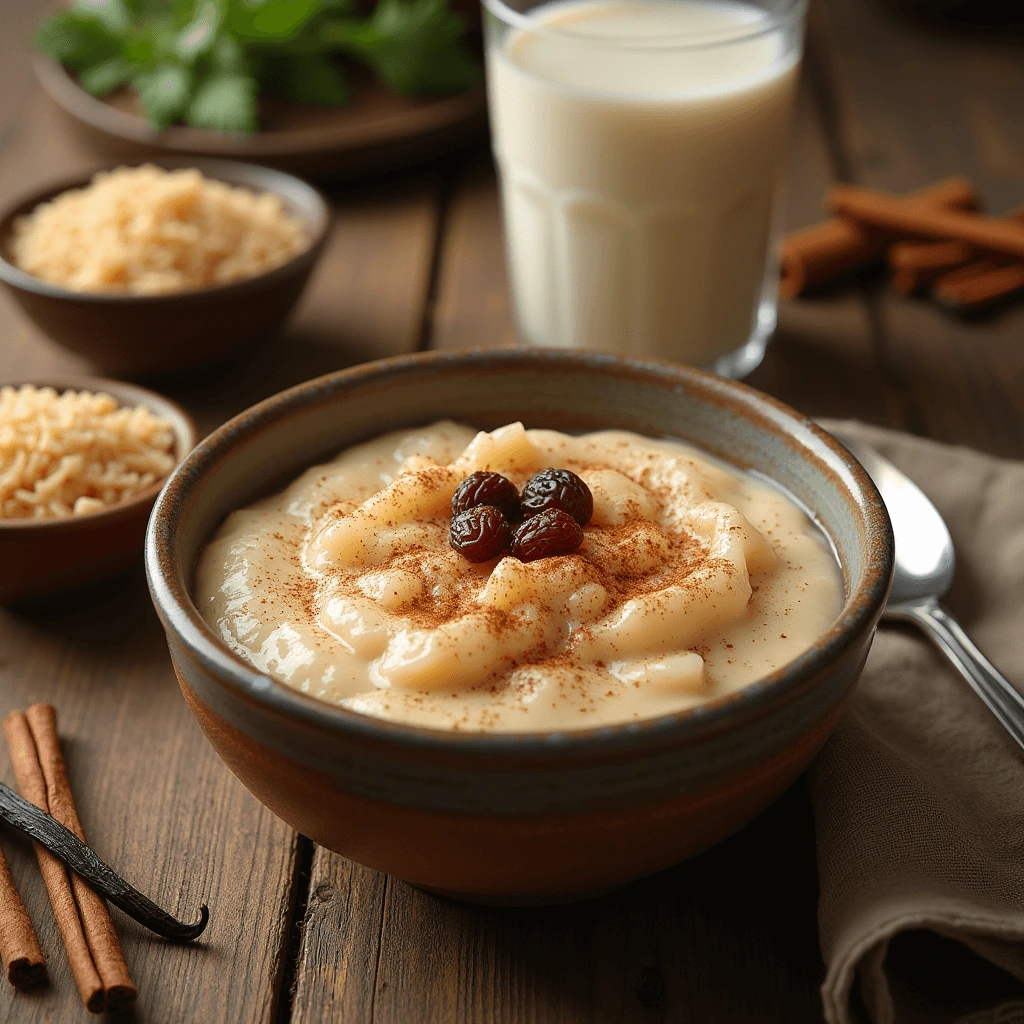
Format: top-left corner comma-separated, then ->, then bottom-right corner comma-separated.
146,350 -> 893,903
0,158 -> 329,380
0,377 -> 197,605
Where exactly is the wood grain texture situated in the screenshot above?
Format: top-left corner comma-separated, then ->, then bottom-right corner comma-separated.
290,851 -> 388,1023
292,785 -> 822,1024
0,20 -> 441,1022
810,0 -> 1024,458
164,173 -> 441,436
747,63 -> 904,428
428,152 -> 517,351
3,0 -> 1024,1019
0,574 -> 298,1024
291,60 -> 868,1024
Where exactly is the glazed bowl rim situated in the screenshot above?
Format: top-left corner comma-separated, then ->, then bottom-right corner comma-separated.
0,156 -> 330,303
146,348 -> 893,758
0,374 -> 198,533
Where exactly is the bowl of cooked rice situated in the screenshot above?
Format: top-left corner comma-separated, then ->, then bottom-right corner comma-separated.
0,160 -> 330,379
0,378 -> 197,604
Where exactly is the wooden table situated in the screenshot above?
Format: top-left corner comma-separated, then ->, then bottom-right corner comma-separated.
2,2 -> 1023,1020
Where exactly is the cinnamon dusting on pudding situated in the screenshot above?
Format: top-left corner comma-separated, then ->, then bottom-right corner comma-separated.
194,421 -> 843,732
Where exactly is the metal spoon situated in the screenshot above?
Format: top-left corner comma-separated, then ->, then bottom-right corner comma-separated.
834,432 -> 1024,752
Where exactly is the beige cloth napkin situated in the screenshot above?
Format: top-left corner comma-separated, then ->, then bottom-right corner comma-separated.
810,421 -> 1024,1024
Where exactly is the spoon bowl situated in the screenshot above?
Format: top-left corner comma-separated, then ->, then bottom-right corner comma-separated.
833,429 -> 1024,752
837,437 -> 954,605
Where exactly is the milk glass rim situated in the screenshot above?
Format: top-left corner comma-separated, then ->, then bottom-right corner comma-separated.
482,0 -> 807,50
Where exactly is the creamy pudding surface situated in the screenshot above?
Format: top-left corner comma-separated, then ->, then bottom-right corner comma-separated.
195,422 -> 843,732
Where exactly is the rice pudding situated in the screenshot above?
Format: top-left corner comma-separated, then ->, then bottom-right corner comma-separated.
194,422 -> 842,731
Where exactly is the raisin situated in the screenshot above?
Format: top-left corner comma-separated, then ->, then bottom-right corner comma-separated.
451,471 -> 521,520
511,508 -> 583,562
450,506 -> 512,562
520,468 -> 593,526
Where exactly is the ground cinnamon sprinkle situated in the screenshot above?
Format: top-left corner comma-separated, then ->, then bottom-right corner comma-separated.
308,436 -> 748,710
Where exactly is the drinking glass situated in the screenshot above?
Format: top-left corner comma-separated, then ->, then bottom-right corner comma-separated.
483,0 -> 807,378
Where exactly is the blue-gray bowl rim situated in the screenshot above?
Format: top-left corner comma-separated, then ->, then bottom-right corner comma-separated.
145,347 -> 894,761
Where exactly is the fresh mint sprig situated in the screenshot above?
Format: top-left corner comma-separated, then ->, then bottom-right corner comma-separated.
33,0 -> 481,134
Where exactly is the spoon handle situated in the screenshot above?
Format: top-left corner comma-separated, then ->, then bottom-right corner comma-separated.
886,597 -> 1024,752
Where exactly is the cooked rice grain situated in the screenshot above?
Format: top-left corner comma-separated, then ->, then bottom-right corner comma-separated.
7,164 -> 307,295
0,385 -> 176,520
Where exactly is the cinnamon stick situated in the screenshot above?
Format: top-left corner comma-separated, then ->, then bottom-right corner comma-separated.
886,208 -> 1024,294
0,842 -> 45,988
3,707 -> 136,1013
780,176 -> 978,299
932,260 -> 1024,312
828,184 -> 1024,261
888,240 -> 975,294
779,218 -> 880,299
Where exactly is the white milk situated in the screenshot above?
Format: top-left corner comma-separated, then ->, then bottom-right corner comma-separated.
486,0 -> 801,366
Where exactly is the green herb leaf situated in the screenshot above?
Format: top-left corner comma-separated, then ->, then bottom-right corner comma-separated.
133,61 -> 193,129
321,0 -> 480,96
175,0 -> 221,61
186,72 -> 260,132
72,0 -> 133,36
126,0 -> 191,18
264,53 -> 349,105
34,0 -> 479,134
78,54 -> 134,94
33,9 -> 121,72
226,0 -> 323,42
209,32 -> 250,74
122,27 -> 158,66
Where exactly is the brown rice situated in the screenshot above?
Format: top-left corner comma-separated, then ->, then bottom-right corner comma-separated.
0,385 -> 177,520
6,164 -> 307,295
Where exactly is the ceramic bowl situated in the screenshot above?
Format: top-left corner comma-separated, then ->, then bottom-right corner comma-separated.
145,349 -> 893,903
0,158 -> 330,379
1,377 -> 197,605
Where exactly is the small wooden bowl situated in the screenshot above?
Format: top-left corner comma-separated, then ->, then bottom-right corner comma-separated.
0,158 -> 330,380
0,377 -> 198,605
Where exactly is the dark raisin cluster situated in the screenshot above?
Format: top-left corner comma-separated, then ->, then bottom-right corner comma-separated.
449,468 -> 593,563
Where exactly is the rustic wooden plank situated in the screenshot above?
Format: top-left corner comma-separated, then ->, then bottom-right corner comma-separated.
0,576 -> 300,1024
289,850 -> 387,1023
811,0 -> 1024,458
747,63 -> 904,426
291,60 -> 893,1024
427,151 -> 517,351
290,784 -> 823,1024
0,33 -> 442,1024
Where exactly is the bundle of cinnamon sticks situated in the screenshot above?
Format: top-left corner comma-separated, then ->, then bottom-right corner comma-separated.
780,176 -> 1024,312
0,704 -> 135,1013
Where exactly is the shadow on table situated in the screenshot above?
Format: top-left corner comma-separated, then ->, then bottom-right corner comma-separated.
153,323 -> 397,438
750,309 -> 898,428
387,781 -> 825,1024
4,568 -> 161,659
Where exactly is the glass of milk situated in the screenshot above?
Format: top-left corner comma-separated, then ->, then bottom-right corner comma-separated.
483,0 -> 806,377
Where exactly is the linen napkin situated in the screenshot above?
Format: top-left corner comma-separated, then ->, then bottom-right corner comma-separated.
810,421 -> 1024,1024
